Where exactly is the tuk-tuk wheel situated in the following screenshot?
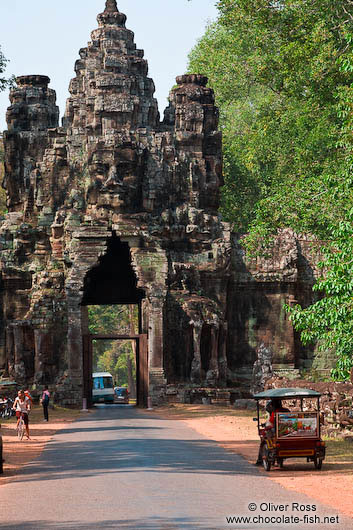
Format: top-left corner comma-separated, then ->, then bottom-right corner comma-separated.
314,457 -> 323,470
261,447 -> 272,471
262,457 -> 271,471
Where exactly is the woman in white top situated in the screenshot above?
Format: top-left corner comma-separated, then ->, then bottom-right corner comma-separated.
13,390 -> 31,440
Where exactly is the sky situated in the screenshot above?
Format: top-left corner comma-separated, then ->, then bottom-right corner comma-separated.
0,0 -> 218,131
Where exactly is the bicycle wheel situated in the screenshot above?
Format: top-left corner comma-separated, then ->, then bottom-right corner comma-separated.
17,419 -> 25,441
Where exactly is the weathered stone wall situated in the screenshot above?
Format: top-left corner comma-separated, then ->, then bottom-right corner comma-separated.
0,1 -> 327,405
225,231 -> 332,391
265,377 -> 353,438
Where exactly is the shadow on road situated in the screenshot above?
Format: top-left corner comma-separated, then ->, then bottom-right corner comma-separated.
7,406 -> 258,483
1,517 -> 213,529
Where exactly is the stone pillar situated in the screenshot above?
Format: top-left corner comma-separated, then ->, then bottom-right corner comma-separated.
54,290 -> 85,406
0,287 -> 5,372
81,306 -> 89,335
67,294 -> 83,373
218,323 -> 228,386
34,330 -> 42,376
190,322 -> 202,383
206,326 -> 219,385
5,327 -> 14,377
34,329 -> 53,384
13,325 -> 26,381
140,299 -> 149,334
251,343 -> 273,394
148,296 -> 166,403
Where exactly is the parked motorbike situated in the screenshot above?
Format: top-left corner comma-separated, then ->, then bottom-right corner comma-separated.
0,398 -> 15,419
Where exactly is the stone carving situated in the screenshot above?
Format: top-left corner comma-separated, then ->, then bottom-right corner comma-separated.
251,343 -> 273,394
0,2 -> 322,405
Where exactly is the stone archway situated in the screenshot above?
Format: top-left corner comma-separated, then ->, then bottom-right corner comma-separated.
68,231 -> 148,407
79,232 -> 148,407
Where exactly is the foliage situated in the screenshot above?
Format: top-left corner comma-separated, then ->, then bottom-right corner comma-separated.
188,0 -> 353,240
188,0 -> 353,379
88,305 -> 138,387
286,37 -> 353,381
0,44 -> 13,216
0,45 -> 9,93
96,341 -> 135,387
97,341 -> 136,387
286,218 -> 353,380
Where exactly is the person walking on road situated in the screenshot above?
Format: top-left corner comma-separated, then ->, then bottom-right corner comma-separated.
40,386 -> 50,422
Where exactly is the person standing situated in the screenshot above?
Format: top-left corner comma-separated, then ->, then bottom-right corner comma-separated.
40,386 -> 50,422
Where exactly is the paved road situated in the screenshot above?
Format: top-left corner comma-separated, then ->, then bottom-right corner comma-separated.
0,405 -> 350,529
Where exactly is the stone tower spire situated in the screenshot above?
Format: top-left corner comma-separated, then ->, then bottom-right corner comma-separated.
105,0 -> 118,12
97,0 -> 126,26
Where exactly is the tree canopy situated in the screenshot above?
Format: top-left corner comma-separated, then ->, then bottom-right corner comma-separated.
189,0 -> 352,237
0,45 -> 11,214
0,45 -> 9,92
188,0 -> 353,378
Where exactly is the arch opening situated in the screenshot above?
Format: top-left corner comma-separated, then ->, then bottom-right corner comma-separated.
81,233 -> 145,306
81,234 -> 148,407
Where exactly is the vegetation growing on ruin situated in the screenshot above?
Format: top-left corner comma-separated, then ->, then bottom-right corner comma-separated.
189,0 -> 353,379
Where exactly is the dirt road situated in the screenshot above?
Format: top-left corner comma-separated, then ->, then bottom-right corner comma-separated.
154,404 -> 353,520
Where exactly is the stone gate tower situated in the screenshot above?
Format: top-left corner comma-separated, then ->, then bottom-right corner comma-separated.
1,1 -> 324,404
0,1 -> 231,404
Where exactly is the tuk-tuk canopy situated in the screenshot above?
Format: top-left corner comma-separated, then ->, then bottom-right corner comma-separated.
253,387 -> 321,400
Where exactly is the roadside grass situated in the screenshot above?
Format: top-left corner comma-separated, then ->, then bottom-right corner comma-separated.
155,404 -> 353,466
154,403 -> 256,419
3,404 -> 81,425
324,437 -> 353,463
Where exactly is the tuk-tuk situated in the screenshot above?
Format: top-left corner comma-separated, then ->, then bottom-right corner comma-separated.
253,387 -> 326,471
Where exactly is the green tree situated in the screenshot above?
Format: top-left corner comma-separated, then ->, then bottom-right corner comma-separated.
188,1 -> 353,378
0,45 -> 11,216
96,341 -> 136,388
89,305 -> 138,393
286,40 -> 353,380
0,45 -> 9,92
286,217 -> 353,380
188,0 -> 352,241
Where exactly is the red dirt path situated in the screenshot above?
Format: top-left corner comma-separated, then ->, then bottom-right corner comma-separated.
151,405 -> 353,519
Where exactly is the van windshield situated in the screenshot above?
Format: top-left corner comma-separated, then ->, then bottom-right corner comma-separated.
93,377 -> 113,390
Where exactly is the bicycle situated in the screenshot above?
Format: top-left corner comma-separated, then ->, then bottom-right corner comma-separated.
16,412 -> 27,441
